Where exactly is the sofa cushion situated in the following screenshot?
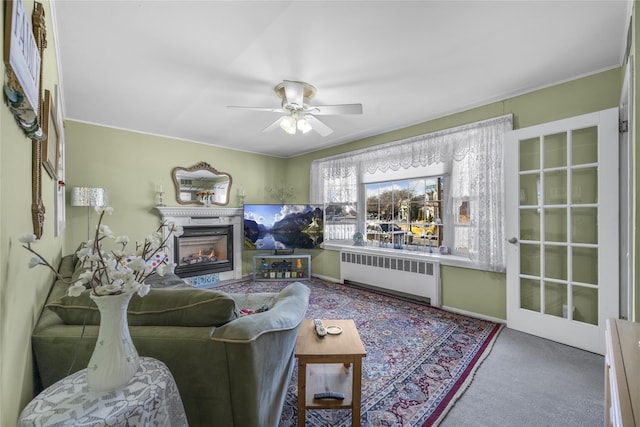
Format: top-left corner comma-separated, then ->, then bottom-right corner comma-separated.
47,288 -> 239,327
55,255 -> 78,280
144,272 -> 189,289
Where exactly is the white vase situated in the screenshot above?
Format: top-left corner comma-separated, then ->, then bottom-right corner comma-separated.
86,292 -> 140,392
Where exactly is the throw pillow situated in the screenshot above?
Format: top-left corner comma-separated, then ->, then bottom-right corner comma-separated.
47,288 -> 239,327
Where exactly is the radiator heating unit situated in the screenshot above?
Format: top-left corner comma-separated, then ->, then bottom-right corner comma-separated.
340,250 -> 441,307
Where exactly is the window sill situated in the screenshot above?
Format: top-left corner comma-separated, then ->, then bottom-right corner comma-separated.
322,240 -> 480,270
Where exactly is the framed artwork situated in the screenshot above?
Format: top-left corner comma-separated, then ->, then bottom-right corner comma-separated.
4,1 -> 47,238
41,89 -> 57,179
3,0 -> 41,113
54,85 -> 66,236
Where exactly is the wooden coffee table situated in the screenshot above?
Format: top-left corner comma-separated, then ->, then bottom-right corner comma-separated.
294,319 -> 366,427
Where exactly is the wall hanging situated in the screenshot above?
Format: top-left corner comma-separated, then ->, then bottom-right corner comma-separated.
3,1 -> 48,238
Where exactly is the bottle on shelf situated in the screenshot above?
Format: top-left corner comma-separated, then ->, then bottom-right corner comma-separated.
253,254 -> 310,282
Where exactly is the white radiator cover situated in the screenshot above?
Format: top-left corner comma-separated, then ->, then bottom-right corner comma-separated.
340,250 -> 441,307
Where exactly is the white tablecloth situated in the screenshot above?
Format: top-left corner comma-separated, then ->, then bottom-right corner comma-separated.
18,357 -> 188,427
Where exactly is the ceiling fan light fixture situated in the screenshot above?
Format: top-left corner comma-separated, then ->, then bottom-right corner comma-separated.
230,80 -> 363,137
297,117 -> 312,134
280,115 -> 296,134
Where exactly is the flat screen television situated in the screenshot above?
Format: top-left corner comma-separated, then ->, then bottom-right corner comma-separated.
243,204 -> 323,250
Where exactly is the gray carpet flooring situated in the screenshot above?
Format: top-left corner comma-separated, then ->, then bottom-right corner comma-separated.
440,327 -> 604,427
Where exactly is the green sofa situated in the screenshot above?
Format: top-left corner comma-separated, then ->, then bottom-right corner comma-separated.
32,254 -> 311,427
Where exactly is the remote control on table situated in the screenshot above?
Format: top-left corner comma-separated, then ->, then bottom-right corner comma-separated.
313,391 -> 345,400
313,319 -> 327,338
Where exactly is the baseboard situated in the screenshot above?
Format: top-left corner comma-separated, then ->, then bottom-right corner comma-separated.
441,305 -> 505,324
310,273 -> 340,283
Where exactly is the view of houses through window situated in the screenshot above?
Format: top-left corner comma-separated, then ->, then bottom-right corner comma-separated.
365,176 -> 444,250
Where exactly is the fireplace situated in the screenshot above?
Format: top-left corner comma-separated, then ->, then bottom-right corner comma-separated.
156,206 -> 243,282
174,225 -> 233,278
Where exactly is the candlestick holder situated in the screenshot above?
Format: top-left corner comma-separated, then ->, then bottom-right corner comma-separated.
156,190 -> 165,206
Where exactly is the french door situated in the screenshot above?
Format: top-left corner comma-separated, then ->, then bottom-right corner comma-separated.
505,108 -> 618,355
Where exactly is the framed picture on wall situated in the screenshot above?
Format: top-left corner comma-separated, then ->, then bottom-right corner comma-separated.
54,85 -> 66,236
3,0 -> 41,114
41,89 -> 58,179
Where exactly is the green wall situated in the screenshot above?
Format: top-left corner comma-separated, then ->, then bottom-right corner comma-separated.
441,267 -> 506,319
63,121 -> 291,277
0,1 -> 64,424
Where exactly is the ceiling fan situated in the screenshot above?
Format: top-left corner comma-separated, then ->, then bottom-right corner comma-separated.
228,80 -> 363,136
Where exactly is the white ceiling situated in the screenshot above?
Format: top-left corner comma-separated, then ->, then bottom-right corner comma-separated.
51,1 -> 632,158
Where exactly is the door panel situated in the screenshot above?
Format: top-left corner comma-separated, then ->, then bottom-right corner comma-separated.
505,108 -> 618,355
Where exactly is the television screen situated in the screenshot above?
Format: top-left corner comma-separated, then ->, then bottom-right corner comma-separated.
244,204 -> 324,250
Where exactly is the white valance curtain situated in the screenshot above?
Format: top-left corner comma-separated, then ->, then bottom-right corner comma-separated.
310,115 -> 513,271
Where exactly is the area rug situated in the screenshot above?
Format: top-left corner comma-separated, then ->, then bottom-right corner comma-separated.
213,278 -> 503,427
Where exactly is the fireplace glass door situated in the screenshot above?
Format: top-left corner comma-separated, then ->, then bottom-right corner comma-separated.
174,225 -> 233,277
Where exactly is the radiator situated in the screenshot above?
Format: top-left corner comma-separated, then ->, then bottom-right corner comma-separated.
340,250 -> 441,307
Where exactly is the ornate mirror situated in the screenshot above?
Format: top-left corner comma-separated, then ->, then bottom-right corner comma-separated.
171,162 -> 232,206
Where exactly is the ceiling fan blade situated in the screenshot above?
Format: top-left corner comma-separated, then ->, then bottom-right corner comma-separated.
227,106 -> 285,113
263,116 -> 285,132
308,104 -> 363,115
283,80 -> 304,108
262,116 -> 287,132
305,115 -> 333,136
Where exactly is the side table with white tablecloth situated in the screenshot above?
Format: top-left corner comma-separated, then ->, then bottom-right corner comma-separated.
18,357 -> 188,427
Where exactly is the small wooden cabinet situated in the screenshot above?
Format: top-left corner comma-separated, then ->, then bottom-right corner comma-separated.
252,254 -> 311,281
605,318 -> 640,427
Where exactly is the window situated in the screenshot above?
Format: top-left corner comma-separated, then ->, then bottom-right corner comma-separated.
452,199 -> 470,254
319,166 -> 358,240
365,176 -> 444,250
310,115 -> 512,271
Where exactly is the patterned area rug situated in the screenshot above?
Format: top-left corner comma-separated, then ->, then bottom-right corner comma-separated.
213,278 -> 503,427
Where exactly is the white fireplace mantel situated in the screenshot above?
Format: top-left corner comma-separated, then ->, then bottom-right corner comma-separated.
156,206 -> 243,218
156,206 -> 243,280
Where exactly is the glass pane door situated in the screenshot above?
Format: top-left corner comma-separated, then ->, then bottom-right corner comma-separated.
518,127 -> 599,325
506,108 -> 618,355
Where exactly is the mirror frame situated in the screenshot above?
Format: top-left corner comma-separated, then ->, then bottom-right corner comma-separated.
171,162 -> 232,206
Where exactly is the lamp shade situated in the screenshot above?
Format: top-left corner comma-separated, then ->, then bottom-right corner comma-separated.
297,117 -> 312,133
71,187 -> 107,207
279,116 -> 297,134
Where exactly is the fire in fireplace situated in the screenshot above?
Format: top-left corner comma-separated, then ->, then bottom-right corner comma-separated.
174,225 -> 233,278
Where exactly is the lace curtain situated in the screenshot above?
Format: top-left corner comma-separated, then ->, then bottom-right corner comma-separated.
310,115 -> 512,271
310,161 -> 359,240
